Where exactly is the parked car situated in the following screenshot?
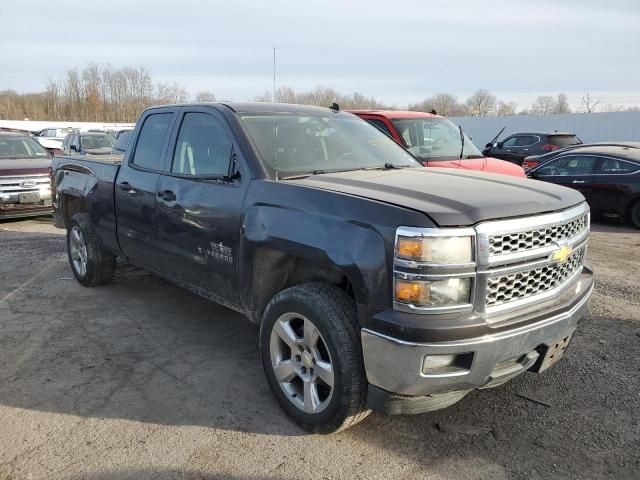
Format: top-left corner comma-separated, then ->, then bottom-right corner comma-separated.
61,132 -> 114,156
350,110 -> 524,176
483,132 -> 582,165
36,127 -> 77,154
112,128 -> 133,139
527,145 -> 640,228
111,130 -> 133,156
0,132 -> 53,219
523,142 -> 640,170
51,102 -> 593,433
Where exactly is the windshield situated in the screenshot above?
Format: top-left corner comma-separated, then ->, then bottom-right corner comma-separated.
81,135 -> 113,149
239,113 -> 421,176
391,117 -> 483,161
0,136 -> 51,158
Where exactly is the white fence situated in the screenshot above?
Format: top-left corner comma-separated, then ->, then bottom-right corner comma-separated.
449,111 -> 640,147
0,119 -> 135,133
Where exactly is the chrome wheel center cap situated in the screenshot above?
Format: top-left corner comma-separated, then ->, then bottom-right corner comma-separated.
301,351 -> 314,368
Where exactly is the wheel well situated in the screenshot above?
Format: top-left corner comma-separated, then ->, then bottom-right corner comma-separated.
246,247 -> 355,323
626,195 -> 640,216
62,194 -> 87,227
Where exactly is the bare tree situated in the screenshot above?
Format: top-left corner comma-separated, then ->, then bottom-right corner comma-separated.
554,93 -> 571,114
195,91 -> 216,102
531,96 -> 556,115
465,89 -> 497,116
580,91 -> 603,113
497,101 -> 517,116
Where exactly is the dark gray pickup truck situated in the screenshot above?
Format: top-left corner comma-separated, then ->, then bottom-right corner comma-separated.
51,102 -> 593,433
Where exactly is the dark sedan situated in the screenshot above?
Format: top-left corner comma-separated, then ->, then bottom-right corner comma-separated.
527,145 -> 640,228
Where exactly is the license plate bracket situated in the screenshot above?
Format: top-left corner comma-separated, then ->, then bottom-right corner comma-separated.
18,192 -> 40,204
531,333 -> 573,373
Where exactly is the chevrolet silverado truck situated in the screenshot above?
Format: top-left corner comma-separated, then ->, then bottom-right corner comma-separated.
51,102 -> 593,433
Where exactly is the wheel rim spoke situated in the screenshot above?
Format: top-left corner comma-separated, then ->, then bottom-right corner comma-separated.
314,360 -> 334,388
273,359 -> 296,383
303,381 -> 320,413
303,319 -> 319,350
273,319 -> 302,351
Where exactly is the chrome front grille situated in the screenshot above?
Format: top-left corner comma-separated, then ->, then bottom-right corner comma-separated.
0,174 -> 50,193
488,214 -> 588,256
486,247 -> 585,307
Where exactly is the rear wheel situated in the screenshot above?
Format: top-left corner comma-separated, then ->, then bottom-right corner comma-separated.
630,201 -> 640,229
67,213 -> 116,286
260,283 -> 370,433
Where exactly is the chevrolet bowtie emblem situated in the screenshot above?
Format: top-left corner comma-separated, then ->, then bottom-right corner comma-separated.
551,245 -> 573,263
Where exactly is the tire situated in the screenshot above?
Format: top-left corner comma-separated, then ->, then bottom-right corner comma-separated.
260,282 -> 371,434
67,213 -> 116,286
630,201 -> 640,229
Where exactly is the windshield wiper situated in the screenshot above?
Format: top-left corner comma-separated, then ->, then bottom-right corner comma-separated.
459,125 -> 465,160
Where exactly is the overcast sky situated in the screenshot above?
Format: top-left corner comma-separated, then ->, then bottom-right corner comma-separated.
1,0 -> 639,110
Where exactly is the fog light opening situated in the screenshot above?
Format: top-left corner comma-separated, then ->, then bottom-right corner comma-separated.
422,352 -> 474,376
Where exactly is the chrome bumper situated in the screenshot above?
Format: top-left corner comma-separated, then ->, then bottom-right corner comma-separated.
362,280 -> 593,397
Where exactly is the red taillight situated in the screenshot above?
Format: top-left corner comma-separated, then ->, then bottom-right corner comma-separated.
524,159 -> 540,169
541,144 -> 559,151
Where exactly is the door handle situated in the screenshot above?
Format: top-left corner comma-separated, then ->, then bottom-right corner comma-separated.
157,190 -> 176,202
572,180 -> 585,184
118,182 -> 137,194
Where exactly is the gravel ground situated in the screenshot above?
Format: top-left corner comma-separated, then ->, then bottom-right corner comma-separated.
0,216 -> 638,480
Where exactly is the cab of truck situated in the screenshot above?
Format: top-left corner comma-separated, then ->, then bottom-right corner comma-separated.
349,110 -> 525,177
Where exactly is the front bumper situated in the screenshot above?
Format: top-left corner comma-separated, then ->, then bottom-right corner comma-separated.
362,267 -> 593,402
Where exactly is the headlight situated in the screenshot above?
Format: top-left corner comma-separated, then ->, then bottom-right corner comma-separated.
395,277 -> 472,308
396,235 -> 473,265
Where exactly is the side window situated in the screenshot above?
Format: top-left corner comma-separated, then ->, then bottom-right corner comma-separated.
366,119 -> 393,137
131,113 -> 173,171
501,136 -> 518,147
597,157 -> 640,175
537,155 -> 597,176
171,113 -> 232,177
516,135 -> 537,146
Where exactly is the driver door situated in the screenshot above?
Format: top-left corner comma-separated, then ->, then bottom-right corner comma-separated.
533,154 -> 597,201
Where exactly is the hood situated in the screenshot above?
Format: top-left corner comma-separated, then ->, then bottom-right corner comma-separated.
0,157 -> 51,176
288,168 -> 585,227
424,157 -> 525,177
84,147 -> 113,155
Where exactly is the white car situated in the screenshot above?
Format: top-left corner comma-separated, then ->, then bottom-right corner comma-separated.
35,127 -> 77,153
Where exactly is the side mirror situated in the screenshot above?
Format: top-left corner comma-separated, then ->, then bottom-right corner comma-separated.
484,143 -> 492,149
70,144 -> 79,152
495,142 -> 502,149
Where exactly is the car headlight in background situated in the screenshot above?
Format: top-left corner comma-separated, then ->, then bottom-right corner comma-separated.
396,235 -> 473,265
395,277 -> 472,308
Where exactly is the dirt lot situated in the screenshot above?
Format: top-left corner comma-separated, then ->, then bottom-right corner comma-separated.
0,216 -> 638,480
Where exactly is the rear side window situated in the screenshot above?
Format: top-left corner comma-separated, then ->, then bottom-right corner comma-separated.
131,113 -> 173,171
171,113 -> 232,177
366,119 -> 393,137
549,135 -> 580,147
516,135 -> 538,146
114,131 -> 132,151
598,157 -> 640,174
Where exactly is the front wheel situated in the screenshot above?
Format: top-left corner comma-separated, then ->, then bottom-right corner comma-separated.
630,201 -> 640,229
260,283 -> 370,433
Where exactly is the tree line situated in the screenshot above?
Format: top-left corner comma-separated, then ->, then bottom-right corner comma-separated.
1,63 -> 638,122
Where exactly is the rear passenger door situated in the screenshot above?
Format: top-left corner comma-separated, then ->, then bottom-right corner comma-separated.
155,107 -> 248,305
589,156 -> 640,216
115,110 -> 176,269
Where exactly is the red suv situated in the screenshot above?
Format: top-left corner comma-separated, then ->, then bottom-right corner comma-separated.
350,110 -> 525,177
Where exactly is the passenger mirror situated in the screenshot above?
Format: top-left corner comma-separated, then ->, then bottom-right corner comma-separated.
70,144 -> 79,152
484,143 -> 492,149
